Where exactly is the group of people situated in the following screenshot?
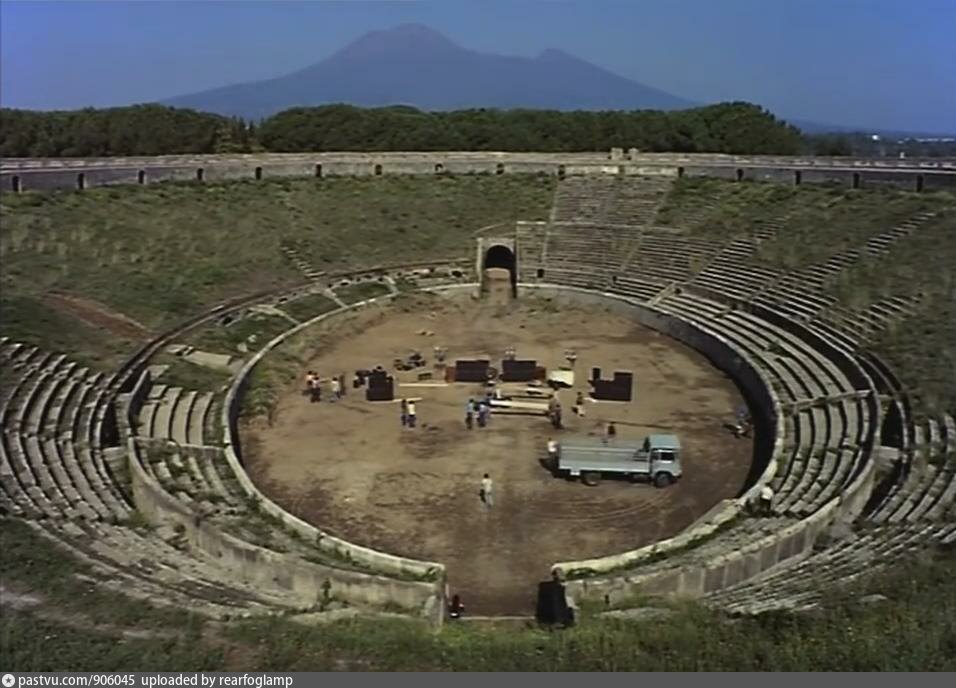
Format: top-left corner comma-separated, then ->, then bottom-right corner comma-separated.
304,371 -> 346,404
464,397 -> 492,429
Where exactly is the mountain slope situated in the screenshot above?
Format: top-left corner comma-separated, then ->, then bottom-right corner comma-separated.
162,24 -> 697,119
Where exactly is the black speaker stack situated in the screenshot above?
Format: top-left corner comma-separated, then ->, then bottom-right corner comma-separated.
535,580 -> 574,626
454,359 -> 490,383
500,359 -> 537,382
365,369 -> 395,402
590,369 -> 634,402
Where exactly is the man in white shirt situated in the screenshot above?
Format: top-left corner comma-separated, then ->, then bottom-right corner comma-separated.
547,438 -> 559,461
480,473 -> 494,508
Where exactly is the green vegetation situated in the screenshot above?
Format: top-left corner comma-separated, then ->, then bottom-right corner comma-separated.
259,102 -> 803,154
657,177 -> 953,270
0,293 -> 134,370
185,312 -> 293,355
3,101 -> 803,156
658,177 -> 956,417
1,174 -> 553,367
3,513 -> 954,671
280,293 -> 339,322
335,281 -> 392,304
0,104 -> 256,157
151,355 -> 233,394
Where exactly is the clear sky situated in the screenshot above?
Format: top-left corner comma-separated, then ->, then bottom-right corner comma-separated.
2,0 -> 954,133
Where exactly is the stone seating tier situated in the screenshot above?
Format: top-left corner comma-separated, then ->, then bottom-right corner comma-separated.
705,522 -> 956,615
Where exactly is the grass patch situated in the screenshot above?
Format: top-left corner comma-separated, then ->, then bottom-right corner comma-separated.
0,518 -> 199,630
1,175 -> 554,365
2,514 -> 954,671
185,312 -> 293,355
335,281 -> 391,304
280,293 -> 339,322
0,293 -> 134,371
153,354 -> 232,394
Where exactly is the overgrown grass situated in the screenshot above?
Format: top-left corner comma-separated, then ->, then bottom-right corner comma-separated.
656,177 -> 954,269
185,312 -> 293,355
0,293 -> 134,371
1,175 -> 554,365
3,513 -> 954,671
153,354 -> 233,394
280,293 -> 339,322
335,281 -> 392,304
0,518 -> 199,630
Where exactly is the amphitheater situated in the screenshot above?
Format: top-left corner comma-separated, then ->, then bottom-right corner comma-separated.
1,151 -> 955,635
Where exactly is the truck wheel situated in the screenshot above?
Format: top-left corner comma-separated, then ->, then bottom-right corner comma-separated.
582,471 -> 601,487
654,472 -> 673,488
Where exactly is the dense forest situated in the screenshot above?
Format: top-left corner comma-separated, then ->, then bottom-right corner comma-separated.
0,104 -> 258,157
1,101 -> 806,157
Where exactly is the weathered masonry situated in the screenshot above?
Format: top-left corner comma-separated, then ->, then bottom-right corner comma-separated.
2,151 -> 954,193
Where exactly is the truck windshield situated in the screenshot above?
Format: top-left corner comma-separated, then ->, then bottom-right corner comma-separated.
655,450 -> 676,462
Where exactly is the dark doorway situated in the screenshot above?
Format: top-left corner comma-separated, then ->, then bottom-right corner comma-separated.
852,172 -> 861,189
496,163 -> 505,175
374,164 -> 383,176
916,174 -> 924,192
76,173 -> 85,191
735,168 -> 744,182
536,268 -> 545,279
794,170 -> 802,186
557,165 -> 566,179
315,163 -> 323,178
137,170 -> 146,185
196,168 -> 205,182
254,166 -> 263,180
677,166 -> 685,178
11,175 -> 21,193
483,244 -> 517,297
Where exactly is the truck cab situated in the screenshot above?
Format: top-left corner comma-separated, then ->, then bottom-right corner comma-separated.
552,433 -> 682,487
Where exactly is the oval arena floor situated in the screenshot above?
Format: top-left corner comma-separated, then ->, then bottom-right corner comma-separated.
242,288 -> 753,614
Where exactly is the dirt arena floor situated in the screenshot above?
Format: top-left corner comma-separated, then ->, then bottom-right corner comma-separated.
243,273 -> 753,615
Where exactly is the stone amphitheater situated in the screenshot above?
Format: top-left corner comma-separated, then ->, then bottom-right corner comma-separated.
2,152 -> 954,630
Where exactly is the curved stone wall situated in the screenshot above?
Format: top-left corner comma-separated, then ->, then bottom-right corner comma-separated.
3,152 -> 954,194
518,284 -> 878,607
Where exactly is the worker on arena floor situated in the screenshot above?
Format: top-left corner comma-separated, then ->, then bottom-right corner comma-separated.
465,399 -> 475,429
547,438 -> 560,462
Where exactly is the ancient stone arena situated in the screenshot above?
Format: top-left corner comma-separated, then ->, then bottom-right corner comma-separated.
243,287 -> 751,614
2,158 -> 954,655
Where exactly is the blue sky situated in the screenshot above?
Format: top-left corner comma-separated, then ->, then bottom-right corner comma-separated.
1,0 -> 954,132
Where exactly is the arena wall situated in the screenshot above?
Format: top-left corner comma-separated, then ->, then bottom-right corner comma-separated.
118,366 -> 445,622
221,296 -> 447,586
514,284 -> 876,609
3,152 -> 954,193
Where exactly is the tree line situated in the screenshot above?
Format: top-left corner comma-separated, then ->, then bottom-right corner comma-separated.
2,101 -> 808,157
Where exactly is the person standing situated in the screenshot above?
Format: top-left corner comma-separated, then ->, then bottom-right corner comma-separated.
400,399 -> 408,427
477,400 -> 489,428
605,421 -> 617,441
547,438 -> 559,462
330,376 -> 340,402
480,473 -> 494,508
407,399 -> 417,428
465,399 -> 475,430
337,373 -> 346,398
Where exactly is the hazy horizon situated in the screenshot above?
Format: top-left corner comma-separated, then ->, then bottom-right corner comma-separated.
2,0 -> 954,133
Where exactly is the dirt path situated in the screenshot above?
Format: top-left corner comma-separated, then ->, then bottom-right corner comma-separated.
43,291 -> 151,340
244,291 -> 753,615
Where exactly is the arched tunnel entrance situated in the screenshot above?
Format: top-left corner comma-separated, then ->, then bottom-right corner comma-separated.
482,244 -> 517,300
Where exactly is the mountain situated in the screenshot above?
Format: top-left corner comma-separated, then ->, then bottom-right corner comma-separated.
162,24 -> 697,120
